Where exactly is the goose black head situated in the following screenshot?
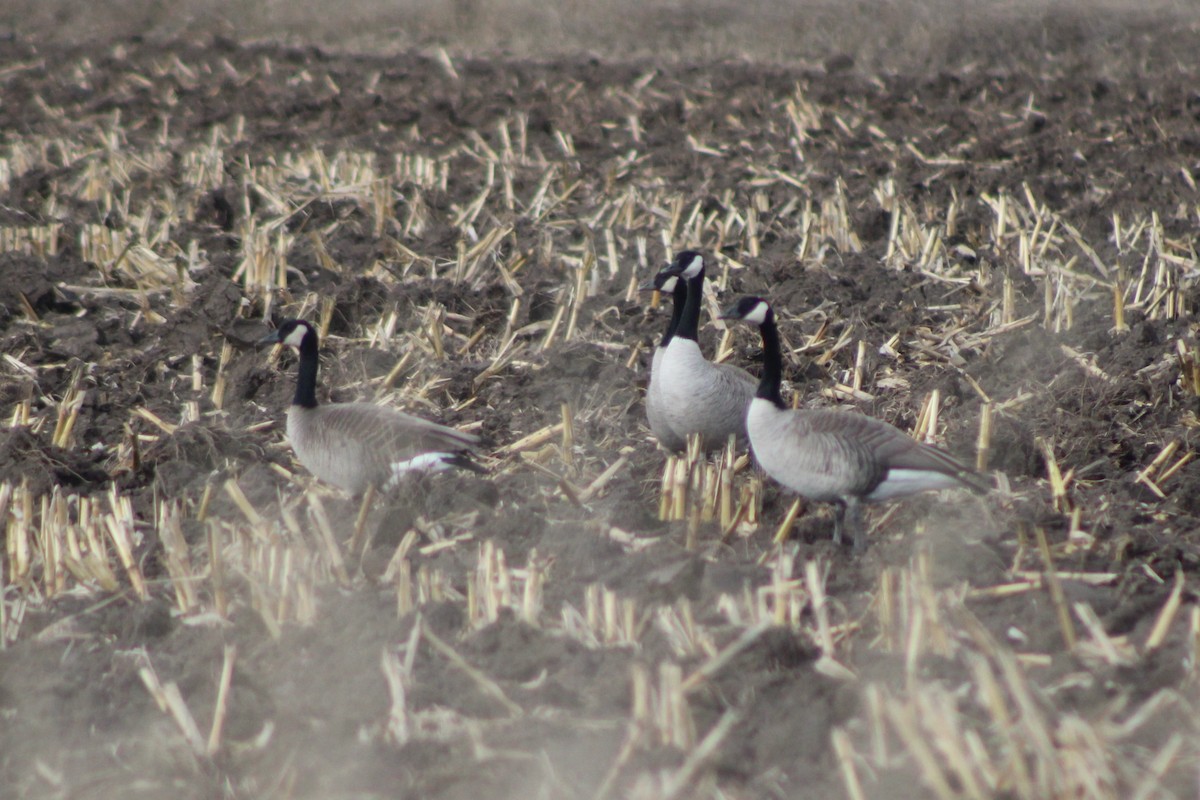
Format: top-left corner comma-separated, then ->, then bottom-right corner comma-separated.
655,271 -> 680,293
638,267 -> 680,294
663,250 -> 705,280
260,319 -> 317,349
719,296 -> 772,326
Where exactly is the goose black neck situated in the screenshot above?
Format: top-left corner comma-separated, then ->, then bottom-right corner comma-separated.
756,313 -> 786,409
660,280 -> 688,347
292,332 -> 319,409
674,269 -> 705,342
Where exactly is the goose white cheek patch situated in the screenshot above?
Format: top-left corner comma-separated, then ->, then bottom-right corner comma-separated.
283,326 -> 308,347
742,302 -> 769,324
385,452 -> 456,487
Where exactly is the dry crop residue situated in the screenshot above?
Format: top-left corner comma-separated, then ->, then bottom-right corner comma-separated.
1,29 -> 1199,800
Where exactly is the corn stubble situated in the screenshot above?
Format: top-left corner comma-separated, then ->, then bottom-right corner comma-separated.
1,46 -> 1197,800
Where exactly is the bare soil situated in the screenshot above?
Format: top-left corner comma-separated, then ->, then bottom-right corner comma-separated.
2,8 -> 1200,800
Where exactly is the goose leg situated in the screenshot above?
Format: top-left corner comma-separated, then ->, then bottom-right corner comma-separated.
832,503 -> 846,546
845,497 -> 866,551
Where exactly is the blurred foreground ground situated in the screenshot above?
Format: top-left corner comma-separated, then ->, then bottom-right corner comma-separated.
2,2 -> 1200,799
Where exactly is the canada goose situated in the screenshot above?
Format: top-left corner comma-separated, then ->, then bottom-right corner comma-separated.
719,296 -> 988,550
644,268 -> 688,452
656,251 -> 757,452
261,319 -> 482,493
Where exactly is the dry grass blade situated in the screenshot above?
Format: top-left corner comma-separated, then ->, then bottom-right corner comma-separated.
1129,733 -> 1184,800
420,622 -> 522,717
912,390 -> 940,443
1134,441 -> 1182,498
976,402 -> 993,472
771,497 -> 804,545
135,651 -> 207,756
206,644 -> 237,755
1036,437 -> 1071,512
105,489 -> 147,600
806,559 -> 835,656
306,495 -> 351,585
660,709 -> 739,800
578,454 -> 628,502
1143,568 -> 1184,652
223,478 -> 263,527
381,646 -> 410,745
656,662 -> 694,749
884,697 -> 958,800
1155,449 -> 1194,487
682,622 -> 770,692
1176,340 -> 1200,396
499,422 -> 564,455
521,548 -> 544,624
658,455 -> 676,521
1035,526 -> 1077,651
560,402 -> 576,474
349,484 -> 376,558
1073,602 -> 1133,666
204,520 -> 228,618
50,369 -> 85,449
159,503 -> 199,612
591,720 -> 641,800
831,727 -> 866,800
0,512 -> 8,648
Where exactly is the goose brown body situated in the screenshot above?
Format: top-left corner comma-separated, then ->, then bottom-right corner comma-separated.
263,319 -> 480,493
655,251 -> 756,452
286,403 -> 479,493
746,403 -> 986,505
721,296 -> 988,549
659,339 -> 756,449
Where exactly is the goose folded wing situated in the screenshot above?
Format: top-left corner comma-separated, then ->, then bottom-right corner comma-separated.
714,362 -> 758,393
317,403 -> 478,459
769,411 -> 884,496
802,410 -> 988,493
